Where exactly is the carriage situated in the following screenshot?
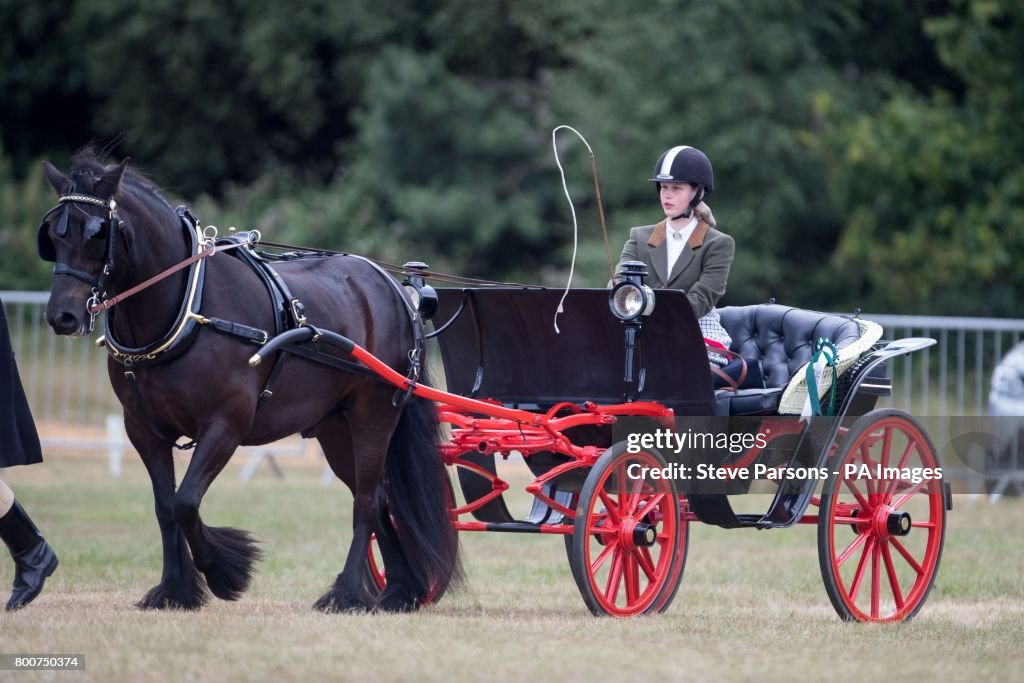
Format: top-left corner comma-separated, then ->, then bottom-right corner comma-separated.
253,265 -> 950,623
37,154 -> 949,622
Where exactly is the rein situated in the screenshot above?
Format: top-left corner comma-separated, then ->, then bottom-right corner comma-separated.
87,238 -> 251,315
255,240 -> 542,289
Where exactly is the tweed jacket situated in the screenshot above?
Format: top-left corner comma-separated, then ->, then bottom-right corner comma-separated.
616,203 -> 734,319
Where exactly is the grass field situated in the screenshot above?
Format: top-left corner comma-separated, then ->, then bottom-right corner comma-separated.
1,454 -> 1022,683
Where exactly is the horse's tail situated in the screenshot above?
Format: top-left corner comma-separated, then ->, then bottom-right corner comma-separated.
384,385 -> 463,601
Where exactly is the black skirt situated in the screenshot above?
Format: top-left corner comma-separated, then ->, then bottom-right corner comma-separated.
0,301 -> 42,468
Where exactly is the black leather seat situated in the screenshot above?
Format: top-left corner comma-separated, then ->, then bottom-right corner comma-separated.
714,305 -> 864,416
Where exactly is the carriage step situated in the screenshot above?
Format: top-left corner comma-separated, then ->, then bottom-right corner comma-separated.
526,485 -> 575,525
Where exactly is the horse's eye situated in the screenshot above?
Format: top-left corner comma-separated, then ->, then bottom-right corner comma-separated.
84,216 -> 104,240
82,217 -> 109,260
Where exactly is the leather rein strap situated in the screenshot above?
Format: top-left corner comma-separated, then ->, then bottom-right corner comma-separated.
708,344 -> 748,391
88,239 -> 249,315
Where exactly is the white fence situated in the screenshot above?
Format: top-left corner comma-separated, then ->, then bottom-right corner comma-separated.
864,313 -> 1024,416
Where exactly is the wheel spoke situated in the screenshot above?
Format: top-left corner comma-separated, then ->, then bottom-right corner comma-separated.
881,540 -> 905,610
837,530 -> 870,566
871,538 -> 881,619
842,477 -> 871,511
638,493 -> 666,519
625,478 -> 645,516
624,553 -> 639,604
637,547 -> 657,582
591,540 -> 617,574
885,440 -> 918,498
881,426 -> 893,471
891,479 -> 929,510
849,536 -> 875,602
858,443 -> 878,498
598,490 -> 620,523
616,464 -> 629,516
890,537 -> 925,576
604,548 -> 624,603
833,516 -> 864,525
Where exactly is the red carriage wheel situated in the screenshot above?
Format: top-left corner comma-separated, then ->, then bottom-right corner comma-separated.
364,474 -> 458,607
569,442 -> 682,617
818,409 -> 946,622
364,529 -> 453,607
564,492 -> 688,613
365,533 -> 388,596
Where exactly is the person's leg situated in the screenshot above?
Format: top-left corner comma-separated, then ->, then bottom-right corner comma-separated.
0,479 -> 13,516
0,478 -> 58,610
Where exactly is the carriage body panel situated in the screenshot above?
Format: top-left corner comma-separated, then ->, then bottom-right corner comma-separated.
432,287 -> 714,414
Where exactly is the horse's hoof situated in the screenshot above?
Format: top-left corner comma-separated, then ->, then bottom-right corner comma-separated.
136,582 -> 207,611
313,587 -> 374,613
379,585 -> 420,613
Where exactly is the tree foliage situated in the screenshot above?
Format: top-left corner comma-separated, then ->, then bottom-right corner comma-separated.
821,0 -> 1024,315
1,0 -> 1020,317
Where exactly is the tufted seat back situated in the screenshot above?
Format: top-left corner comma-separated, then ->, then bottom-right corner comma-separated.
718,305 -> 864,389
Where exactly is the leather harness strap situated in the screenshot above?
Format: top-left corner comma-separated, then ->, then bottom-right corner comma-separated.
707,344 -> 748,391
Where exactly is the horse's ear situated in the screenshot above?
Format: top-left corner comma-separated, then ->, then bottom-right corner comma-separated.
95,158 -> 129,198
42,161 -> 68,195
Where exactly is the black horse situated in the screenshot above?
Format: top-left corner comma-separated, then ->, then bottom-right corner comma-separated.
37,151 -> 460,611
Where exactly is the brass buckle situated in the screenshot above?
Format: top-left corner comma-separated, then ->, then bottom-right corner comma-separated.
290,299 -> 307,327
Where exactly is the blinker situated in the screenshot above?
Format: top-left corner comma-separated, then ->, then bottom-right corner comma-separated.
55,206 -> 70,238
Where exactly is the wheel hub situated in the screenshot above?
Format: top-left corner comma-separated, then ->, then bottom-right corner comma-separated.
620,518 -> 657,548
886,510 -> 912,537
871,504 -> 911,538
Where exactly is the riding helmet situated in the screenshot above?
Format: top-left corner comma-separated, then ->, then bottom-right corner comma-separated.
648,146 -> 714,194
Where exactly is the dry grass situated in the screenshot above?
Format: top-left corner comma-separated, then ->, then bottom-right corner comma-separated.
1,455 -> 1022,683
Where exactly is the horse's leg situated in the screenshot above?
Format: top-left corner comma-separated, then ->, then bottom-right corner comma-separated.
313,395 -> 398,612
315,416 -> 420,611
125,414 -> 208,610
173,421 -> 262,601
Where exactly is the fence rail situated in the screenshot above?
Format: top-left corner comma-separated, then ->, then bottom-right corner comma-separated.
863,313 -> 1024,416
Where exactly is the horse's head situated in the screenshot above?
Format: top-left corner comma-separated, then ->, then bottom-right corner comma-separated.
38,155 -> 130,335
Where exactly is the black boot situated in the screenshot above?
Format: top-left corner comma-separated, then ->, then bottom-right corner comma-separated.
0,501 -> 58,610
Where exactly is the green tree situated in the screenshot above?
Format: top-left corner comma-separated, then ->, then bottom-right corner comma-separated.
329,46 -> 560,279
822,0 -> 1024,315
0,149 -> 58,290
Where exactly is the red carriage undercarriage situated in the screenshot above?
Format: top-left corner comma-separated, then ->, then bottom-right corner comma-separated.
254,278 -> 951,622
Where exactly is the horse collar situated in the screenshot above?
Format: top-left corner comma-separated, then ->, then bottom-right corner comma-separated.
101,208 -> 209,368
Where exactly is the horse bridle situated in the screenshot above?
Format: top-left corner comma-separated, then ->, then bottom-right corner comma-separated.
38,192 -> 124,331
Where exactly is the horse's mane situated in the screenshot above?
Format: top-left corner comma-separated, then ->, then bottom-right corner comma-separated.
69,147 -> 175,213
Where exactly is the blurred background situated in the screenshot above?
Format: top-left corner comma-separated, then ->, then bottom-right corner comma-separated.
2,0 -> 1022,314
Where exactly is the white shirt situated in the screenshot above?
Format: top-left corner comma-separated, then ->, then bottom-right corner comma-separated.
666,216 -> 698,278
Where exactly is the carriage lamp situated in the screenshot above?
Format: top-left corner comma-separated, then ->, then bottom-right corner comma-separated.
609,261 -> 655,321
609,261 -> 654,398
401,261 -> 439,321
